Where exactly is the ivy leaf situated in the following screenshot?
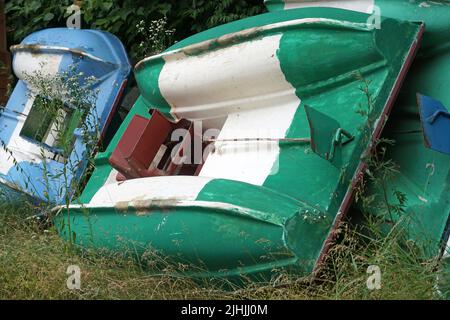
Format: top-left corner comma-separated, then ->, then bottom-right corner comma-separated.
43,13 -> 54,22
95,18 -> 109,26
102,2 -> 114,11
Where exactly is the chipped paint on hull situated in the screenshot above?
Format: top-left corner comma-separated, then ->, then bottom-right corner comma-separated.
135,17 -> 374,72
88,176 -> 213,205
10,45 -> 115,66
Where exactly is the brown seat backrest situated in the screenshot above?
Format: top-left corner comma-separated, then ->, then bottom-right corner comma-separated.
109,110 -> 193,180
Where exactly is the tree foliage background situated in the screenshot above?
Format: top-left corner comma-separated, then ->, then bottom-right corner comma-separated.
5,0 -> 266,63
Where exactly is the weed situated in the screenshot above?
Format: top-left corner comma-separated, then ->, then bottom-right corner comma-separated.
135,17 -> 175,59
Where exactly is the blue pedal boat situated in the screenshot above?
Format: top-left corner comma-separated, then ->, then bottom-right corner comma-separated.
0,28 -> 131,203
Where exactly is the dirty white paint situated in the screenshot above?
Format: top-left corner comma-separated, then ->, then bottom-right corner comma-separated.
89,176 -> 213,205
160,35 -> 294,121
158,35 -> 300,186
13,52 -> 63,83
199,102 -> 299,186
103,168 -> 120,186
137,17 -> 369,71
283,0 -> 374,13
11,45 -> 110,65
155,18 -> 369,122
59,200 -> 267,222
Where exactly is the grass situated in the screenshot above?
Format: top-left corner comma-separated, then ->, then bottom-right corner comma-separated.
0,201 -> 445,300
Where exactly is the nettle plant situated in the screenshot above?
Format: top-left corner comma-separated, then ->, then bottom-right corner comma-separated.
6,63 -> 100,208
135,17 -> 176,59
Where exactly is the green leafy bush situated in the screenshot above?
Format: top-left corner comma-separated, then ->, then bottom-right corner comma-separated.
5,0 -> 266,62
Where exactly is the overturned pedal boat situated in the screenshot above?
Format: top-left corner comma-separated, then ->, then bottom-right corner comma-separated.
54,9 -> 424,280
365,1 -> 450,261
0,28 -> 131,203
264,0 -> 450,262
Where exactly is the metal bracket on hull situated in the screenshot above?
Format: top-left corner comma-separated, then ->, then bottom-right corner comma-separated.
305,105 -> 353,167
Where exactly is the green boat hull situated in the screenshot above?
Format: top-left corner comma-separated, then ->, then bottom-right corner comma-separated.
54,9 -> 424,280
55,178 -> 329,280
265,0 -> 450,281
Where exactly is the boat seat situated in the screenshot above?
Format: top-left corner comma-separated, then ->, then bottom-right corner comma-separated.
109,110 -> 196,180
